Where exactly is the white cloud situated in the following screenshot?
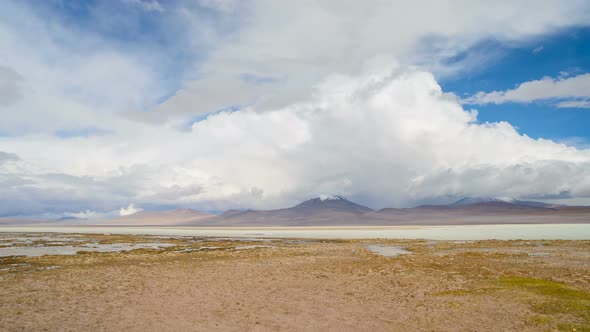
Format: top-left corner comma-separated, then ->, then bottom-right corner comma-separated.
463,73 -> 590,105
1,1 -> 590,216
157,0 -> 590,116
2,64 -> 590,214
124,0 -> 164,12
0,151 -> 19,165
119,204 -> 143,216
197,0 -> 240,13
557,100 -> 590,109
0,65 -> 24,106
0,2 -> 177,137
64,210 -> 100,219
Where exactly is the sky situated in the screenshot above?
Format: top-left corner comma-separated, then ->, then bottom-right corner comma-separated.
1,0 -> 590,218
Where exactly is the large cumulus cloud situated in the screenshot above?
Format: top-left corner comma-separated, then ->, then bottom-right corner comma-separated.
2,1 -> 590,217
185,65 -> 590,208
2,64 -> 590,216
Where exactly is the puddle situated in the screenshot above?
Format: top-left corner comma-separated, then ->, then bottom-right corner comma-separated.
0,233 -> 179,257
174,245 -> 274,253
452,240 -> 474,244
436,248 -> 557,257
284,239 -> 318,245
366,245 -> 411,257
235,245 -> 273,250
205,237 -> 275,243
0,263 -> 32,271
173,246 -> 226,253
0,236 -> 87,246
37,266 -> 61,271
198,246 -> 224,250
174,248 -> 200,253
0,242 -> 176,257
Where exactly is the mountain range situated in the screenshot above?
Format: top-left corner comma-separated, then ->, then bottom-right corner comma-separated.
2,196 -> 590,226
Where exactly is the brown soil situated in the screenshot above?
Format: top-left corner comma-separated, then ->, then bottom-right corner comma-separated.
0,236 -> 589,331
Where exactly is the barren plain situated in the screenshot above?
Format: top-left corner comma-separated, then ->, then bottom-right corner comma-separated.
0,233 -> 589,331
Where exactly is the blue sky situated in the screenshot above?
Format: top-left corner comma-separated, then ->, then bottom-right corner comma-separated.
2,0 -> 590,217
441,27 -> 590,145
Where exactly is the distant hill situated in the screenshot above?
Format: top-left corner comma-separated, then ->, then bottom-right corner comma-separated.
450,196 -> 557,208
194,195 -> 590,226
373,197 -> 559,220
289,195 -> 373,214
1,196 -> 589,226
98,208 -> 213,226
212,196 -> 373,226
0,217 -> 53,226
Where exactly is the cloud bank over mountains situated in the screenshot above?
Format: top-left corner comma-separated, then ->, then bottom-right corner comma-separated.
2,65 -> 590,217
1,1 -> 590,217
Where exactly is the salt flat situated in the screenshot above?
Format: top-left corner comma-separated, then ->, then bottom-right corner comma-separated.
0,223 -> 589,240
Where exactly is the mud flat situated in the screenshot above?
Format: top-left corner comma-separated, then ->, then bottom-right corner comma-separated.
0,232 -> 589,331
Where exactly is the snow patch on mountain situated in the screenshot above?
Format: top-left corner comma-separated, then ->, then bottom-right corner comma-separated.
314,195 -> 344,201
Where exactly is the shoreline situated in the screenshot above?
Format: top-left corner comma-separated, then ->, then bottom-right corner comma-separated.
0,223 -> 588,240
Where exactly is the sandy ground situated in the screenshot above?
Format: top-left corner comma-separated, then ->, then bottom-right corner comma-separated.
0,234 -> 589,331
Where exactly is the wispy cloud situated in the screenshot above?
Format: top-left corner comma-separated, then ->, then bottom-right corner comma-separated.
119,204 -> 143,216
463,73 -> 590,106
556,100 -> 590,109
123,0 -> 164,12
55,127 -> 113,139
532,45 -> 544,54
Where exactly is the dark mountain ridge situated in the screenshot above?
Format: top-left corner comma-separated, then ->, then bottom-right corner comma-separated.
2,196 -> 589,226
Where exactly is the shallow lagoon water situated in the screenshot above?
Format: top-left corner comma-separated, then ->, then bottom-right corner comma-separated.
0,242 -> 175,257
366,245 -> 411,257
0,224 -> 588,240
